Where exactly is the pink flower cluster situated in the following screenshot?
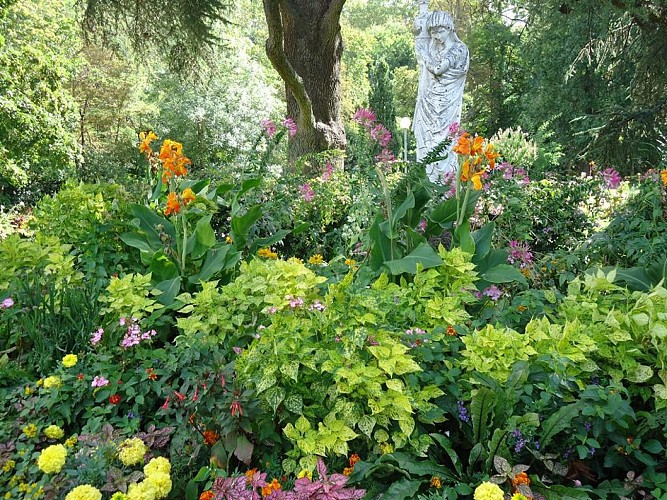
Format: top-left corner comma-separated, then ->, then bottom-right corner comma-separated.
91,375 -> 109,388
90,328 -> 104,346
300,183 -> 315,202
1,297 -> 13,309
260,117 -> 298,138
601,168 -> 622,189
120,317 -> 157,348
508,240 -> 534,268
352,108 -> 397,167
497,162 -> 530,185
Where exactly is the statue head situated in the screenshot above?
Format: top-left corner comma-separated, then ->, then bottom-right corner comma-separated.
426,11 -> 455,33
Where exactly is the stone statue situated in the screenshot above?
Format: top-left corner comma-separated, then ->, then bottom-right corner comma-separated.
413,4 -> 469,181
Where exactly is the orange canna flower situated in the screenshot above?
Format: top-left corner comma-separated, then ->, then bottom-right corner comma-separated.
484,143 -> 500,169
512,472 -> 531,488
661,169 -> 667,187
164,192 -> 181,216
182,188 -> 196,206
159,139 -> 184,160
471,135 -> 485,156
471,170 -> 486,190
139,131 -> 158,155
349,454 -> 361,467
199,492 -> 214,500
343,467 -> 354,476
453,132 -> 471,156
159,139 -> 191,183
461,159 -> 471,182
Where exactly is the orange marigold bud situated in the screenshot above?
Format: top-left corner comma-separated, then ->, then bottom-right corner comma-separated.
200,491 -> 214,500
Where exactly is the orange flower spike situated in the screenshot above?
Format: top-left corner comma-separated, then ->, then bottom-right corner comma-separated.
139,131 -> 158,155
471,135 -> 485,156
164,191 -> 182,216
182,188 -> 196,206
453,132 -> 471,156
461,159 -> 471,182
349,454 -> 361,467
661,169 -> 667,187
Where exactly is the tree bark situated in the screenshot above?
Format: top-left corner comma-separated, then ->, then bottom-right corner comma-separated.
263,0 -> 347,166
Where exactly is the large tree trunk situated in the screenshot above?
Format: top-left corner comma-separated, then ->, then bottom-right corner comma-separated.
263,0 -> 347,166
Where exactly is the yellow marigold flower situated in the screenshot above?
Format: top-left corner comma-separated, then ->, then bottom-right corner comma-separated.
343,467 -> 353,476
430,476 -> 442,489
144,457 -> 171,477
473,481 -> 504,500
65,436 -> 78,448
308,254 -> 324,265
127,481 -> 157,500
511,494 -> 530,500
145,472 -> 172,499
65,484 -> 102,500
296,469 -> 312,480
36,379 -> 43,387
22,424 -> 38,438
181,187 -> 196,206
44,425 -> 64,440
2,459 -> 15,472
261,478 -> 281,497
661,169 -> 667,187
117,438 -> 147,466
62,354 -> 78,368
225,235 -> 233,244
43,376 -> 62,389
111,493 -> 129,500
344,258 -> 356,267
37,444 -> 67,474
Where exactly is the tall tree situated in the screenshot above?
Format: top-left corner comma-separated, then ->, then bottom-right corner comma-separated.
262,0 -> 347,162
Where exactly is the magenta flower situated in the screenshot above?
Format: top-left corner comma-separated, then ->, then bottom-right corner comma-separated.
300,183 -> 315,202
90,328 -> 104,346
284,117 -> 298,137
447,121 -> 461,137
375,148 -> 396,165
352,108 -> 376,128
260,119 -> 277,138
601,168 -> 622,189
91,376 -> 109,388
508,240 -> 533,268
1,297 -> 14,309
321,162 -> 334,182
370,124 -> 392,148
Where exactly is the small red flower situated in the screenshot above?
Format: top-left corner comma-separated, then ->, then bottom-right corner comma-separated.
77,373 -> 84,381
109,394 -> 121,405
174,391 -> 185,402
160,396 -> 170,410
146,367 -> 158,381
230,399 -> 243,417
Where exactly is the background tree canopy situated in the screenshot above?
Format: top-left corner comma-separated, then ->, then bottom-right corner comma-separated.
1,0 -> 665,206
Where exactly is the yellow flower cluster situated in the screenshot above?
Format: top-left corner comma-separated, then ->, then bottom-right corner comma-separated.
44,425 -> 64,440
2,460 -> 15,472
65,436 -> 78,448
62,354 -> 78,368
37,444 -> 67,474
117,438 -> 148,466
125,457 -> 173,500
43,376 -> 62,389
22,423 -> 37,438
65,484 -> 102,500
257,248 -> 278,259
473,482 -> 504,500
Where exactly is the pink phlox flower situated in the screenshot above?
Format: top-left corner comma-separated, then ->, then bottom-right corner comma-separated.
119,317 -> 126,326
352,108 -> 376,128
288,296 -> 304,309
90,328 -> 104,346
370,124 -> 392,148
309,300 -> 326,312
233,346 -> 243,355
284,117 -> 298,137
300,183 -> 315,202
601,168 -> 622,189
1,297 -> 13,309
261,119 -> 277,138
483,285 -> 503,301
91,375 -> 109,388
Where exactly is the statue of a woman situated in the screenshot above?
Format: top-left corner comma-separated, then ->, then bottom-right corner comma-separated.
413,10 -> 469,182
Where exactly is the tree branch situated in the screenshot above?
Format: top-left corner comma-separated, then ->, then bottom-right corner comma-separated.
262,0 -> 315,129
323,0 -> 346,45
